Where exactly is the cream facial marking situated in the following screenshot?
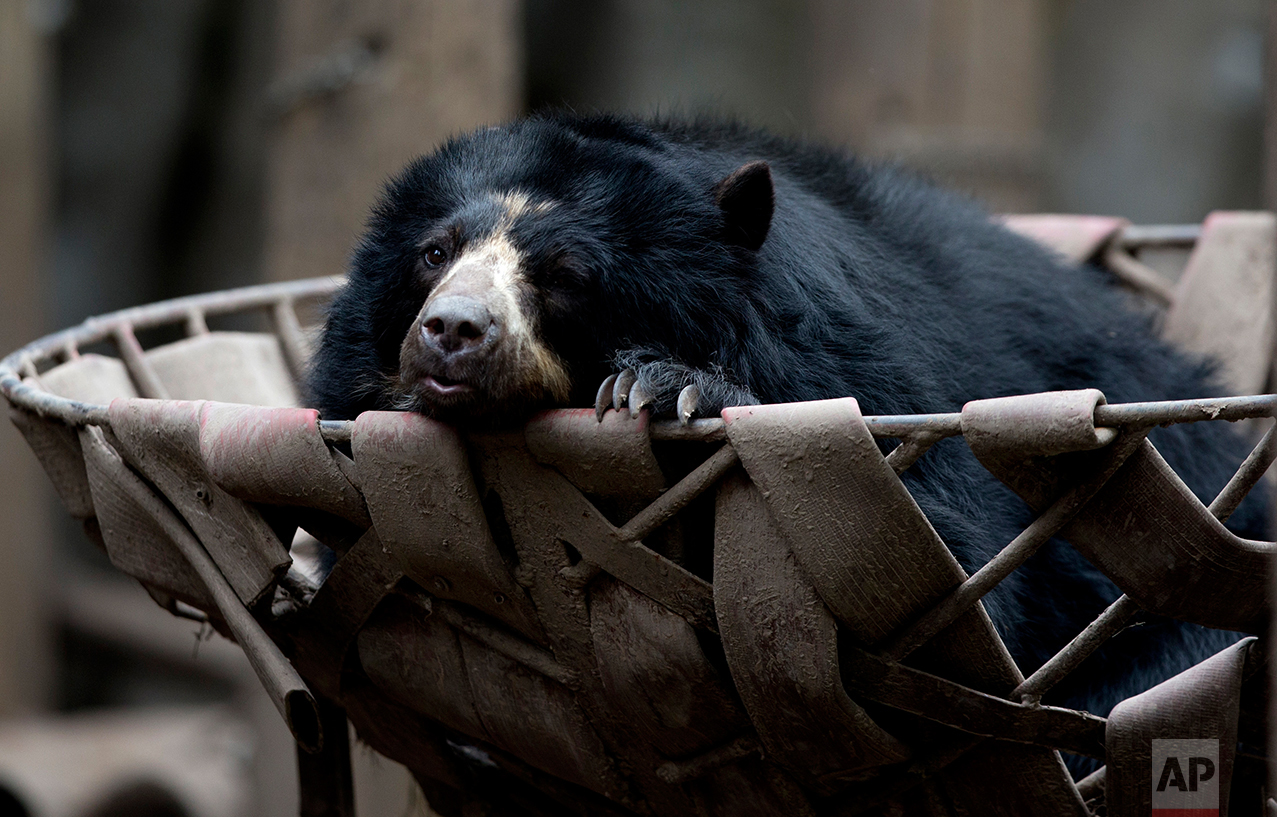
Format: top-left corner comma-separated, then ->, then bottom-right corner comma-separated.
424,227 -> 571,401
490,190 -> 556,222
430,229 -> 523,295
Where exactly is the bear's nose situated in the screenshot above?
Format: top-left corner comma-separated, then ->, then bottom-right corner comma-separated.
421,295 -> 495,354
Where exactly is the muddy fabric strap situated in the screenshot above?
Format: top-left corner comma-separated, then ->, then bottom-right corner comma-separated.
108,397 -> 292,606
722,397 -> 1087,816
200,402 -> 370,526
352,411 -> 544,641
1105,637 -> 1253,817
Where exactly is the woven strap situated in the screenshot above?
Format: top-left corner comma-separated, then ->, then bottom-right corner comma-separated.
1105,637 -> 1254,817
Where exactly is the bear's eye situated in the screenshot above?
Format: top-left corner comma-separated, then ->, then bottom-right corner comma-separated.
422,245 -> 449,268
545,259 -> 589,291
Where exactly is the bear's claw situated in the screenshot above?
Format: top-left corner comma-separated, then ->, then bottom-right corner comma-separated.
594,368 -> 657,420
628,381 -> 654,418
613,368 -> 638,410
676,384 -> 700,425
595,374 -> 619,421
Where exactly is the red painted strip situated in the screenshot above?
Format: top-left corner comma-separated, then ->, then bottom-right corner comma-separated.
1152,810 -> 1218,817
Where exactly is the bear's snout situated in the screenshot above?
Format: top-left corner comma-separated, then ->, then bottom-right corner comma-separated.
421,295 -> 497,356
391,228 -> 572,419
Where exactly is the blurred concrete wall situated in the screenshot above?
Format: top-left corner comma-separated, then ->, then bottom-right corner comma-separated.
808,0 -> 1049,212
526,0 -> 810,132
1046,0 -> 1265,222
526,0 -> 1050,211
525,0 -> 1266,220
5,1 -> 523,813
1268,0 -> 1277,209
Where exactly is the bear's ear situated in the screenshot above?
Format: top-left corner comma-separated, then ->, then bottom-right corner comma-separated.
714,160 -> 773,252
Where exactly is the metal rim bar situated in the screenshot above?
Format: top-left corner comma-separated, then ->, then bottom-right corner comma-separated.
12,377 -> 1277,442
319,395 -> 1277,443
0,276 -> 341,425
8,275 -> 339,366
1118,223 -> 1201,249
861,413 -> 964,439
1093,395 -> 1277,427
5,276 -> 1274,444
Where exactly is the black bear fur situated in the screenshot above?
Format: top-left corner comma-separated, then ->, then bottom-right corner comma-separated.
309,113 -> 1263,773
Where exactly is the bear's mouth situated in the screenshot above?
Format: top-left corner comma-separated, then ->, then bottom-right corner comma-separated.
421,374 -> 475,397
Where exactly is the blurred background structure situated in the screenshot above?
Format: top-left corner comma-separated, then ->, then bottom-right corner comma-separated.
0,0 -> 1271,814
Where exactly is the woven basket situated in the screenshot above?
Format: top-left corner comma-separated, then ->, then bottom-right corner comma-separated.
2,233 -> 1271,816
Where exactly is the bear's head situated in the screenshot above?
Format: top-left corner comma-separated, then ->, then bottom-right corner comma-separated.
320,117 -> 774,424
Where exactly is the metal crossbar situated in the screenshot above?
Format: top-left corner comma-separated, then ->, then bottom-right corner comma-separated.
881,430 -> 1151,662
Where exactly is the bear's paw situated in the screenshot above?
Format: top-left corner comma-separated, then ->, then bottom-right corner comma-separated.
594,354 -> 759,425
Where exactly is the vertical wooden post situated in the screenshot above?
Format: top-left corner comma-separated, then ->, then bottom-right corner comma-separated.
1266,1 -> 1277,806
1266,0 -> 1277,212
263,0 -> 523,284
0,0 -> 53,716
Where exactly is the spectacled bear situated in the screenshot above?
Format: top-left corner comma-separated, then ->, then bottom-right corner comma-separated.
308,113 -> 1263,773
